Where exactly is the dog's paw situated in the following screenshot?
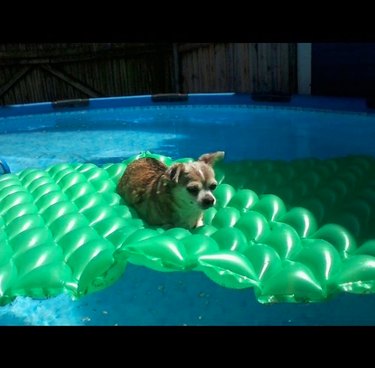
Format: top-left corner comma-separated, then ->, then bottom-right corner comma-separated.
196,217 -> 204,228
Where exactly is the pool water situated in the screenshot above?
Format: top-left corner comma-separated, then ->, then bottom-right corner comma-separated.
2,97 -> 375,325
2,105 -> 375,172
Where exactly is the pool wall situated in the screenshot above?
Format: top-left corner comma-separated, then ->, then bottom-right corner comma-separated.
0,93 -> 372,118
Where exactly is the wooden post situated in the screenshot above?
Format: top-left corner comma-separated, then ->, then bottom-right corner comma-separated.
172,43 -> 180,93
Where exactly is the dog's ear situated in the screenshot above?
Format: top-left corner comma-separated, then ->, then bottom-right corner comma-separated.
198,151 -> 225,166
166,163 -> 185,183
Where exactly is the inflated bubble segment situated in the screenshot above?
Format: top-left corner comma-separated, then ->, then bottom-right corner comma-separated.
2,152 -> 375,305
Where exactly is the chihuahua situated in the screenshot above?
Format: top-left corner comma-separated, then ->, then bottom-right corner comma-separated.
117,151 -> 225,229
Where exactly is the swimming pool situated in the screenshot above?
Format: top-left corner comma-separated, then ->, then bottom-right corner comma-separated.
1,93 -> 375,325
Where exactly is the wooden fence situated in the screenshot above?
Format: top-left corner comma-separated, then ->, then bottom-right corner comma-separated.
0,43 -> 174,105
0,43 -> 297,105
178,43 -> 297,94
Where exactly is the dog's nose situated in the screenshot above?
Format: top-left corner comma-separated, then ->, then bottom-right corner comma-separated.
201,196 -> 215,209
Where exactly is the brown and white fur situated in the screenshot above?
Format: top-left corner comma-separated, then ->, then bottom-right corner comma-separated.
117,151 -> 225,229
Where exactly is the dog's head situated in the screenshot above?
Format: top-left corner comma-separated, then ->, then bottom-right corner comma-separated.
165,151 -> 225,210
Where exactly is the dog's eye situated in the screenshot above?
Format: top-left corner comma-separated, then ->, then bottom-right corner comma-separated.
187,186 -> 199,195
208,183 -> 217,191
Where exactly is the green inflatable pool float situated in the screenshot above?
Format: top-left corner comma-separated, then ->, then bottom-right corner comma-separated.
1,151 -> 375,306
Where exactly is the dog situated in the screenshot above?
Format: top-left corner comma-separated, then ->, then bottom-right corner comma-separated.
117,151 -> 225,229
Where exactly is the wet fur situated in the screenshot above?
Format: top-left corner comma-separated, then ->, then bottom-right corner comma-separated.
117,152 -> 224,229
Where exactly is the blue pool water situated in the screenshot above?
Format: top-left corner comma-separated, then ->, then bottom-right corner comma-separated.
1,93 -> 375,325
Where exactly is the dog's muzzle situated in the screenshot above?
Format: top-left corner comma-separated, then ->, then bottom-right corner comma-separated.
201,196 -> 215,209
